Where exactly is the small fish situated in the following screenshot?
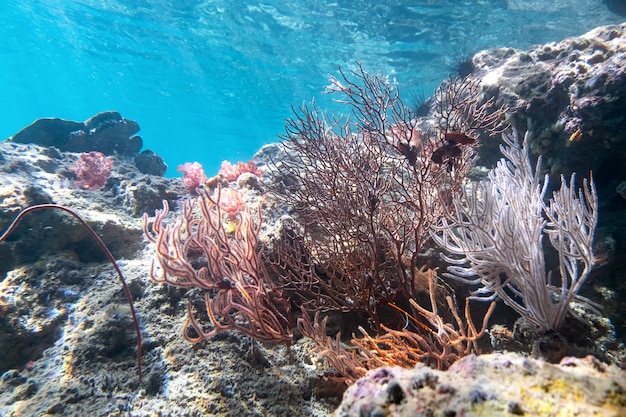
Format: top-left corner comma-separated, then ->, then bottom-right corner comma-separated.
431,131 -> 476,166
445,132 -> 476,145
432,143 -> 462,164
568,129 -> 583,142
397,141 -> 418,166
216,279 -> 234,290
394,127 -> 421,165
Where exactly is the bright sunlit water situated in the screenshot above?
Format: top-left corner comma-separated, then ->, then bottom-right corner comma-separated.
0,1 -> 623,176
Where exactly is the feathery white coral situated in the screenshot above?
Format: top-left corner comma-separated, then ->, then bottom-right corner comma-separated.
432,130 -> 598,331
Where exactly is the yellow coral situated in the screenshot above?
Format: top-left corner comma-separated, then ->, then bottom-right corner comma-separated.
223,218 -> 239,234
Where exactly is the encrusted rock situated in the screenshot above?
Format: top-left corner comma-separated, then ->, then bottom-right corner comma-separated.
335,353 -> 626,417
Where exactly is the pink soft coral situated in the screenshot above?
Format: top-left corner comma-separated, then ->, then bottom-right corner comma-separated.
219,160 -> 262,182
71,151 -> 114,190
178,161 -> 207,193
215,188 -> 246,220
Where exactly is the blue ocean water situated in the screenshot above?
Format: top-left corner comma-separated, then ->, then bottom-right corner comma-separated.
0,1 -> 623,177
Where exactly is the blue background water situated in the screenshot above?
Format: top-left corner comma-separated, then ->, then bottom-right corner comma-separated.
0,1 -> 623,177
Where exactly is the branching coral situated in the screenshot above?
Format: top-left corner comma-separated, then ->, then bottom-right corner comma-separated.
432,130 -> 598,331
270,64 -> 508,326
144,65 -> 510,383
261,64 -> 508,381
143,188 -> 292,344
297,269 -> 494,384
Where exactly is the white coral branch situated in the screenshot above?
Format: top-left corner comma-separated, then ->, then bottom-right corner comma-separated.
432,130 -> 598,331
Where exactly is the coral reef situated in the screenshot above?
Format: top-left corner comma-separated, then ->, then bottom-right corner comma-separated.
0,23 -> 626,417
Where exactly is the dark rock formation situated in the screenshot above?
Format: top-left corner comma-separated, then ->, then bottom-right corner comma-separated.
472,23 -> 626,179
134,149 -> 168,176
10,111 -> 142,156
8,111 -> 171,176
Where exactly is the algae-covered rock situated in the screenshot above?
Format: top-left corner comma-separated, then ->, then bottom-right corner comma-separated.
336,352 -> 626,417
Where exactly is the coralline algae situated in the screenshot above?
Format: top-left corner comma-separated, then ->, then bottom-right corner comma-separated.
335,352 -> 626,417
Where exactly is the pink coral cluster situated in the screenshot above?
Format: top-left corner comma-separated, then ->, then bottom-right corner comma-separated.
219,160 -> 262,182
177,161 -> 207,193
216,188 -> 246,220
70,151 -> 114,190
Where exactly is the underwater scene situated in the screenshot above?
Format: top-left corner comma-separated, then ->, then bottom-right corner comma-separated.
1,1 -> 626,416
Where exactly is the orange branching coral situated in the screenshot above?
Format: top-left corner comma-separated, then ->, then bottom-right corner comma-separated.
143,187 -> 292,344
298,269 -> 494,384
357,270 -> 495,372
